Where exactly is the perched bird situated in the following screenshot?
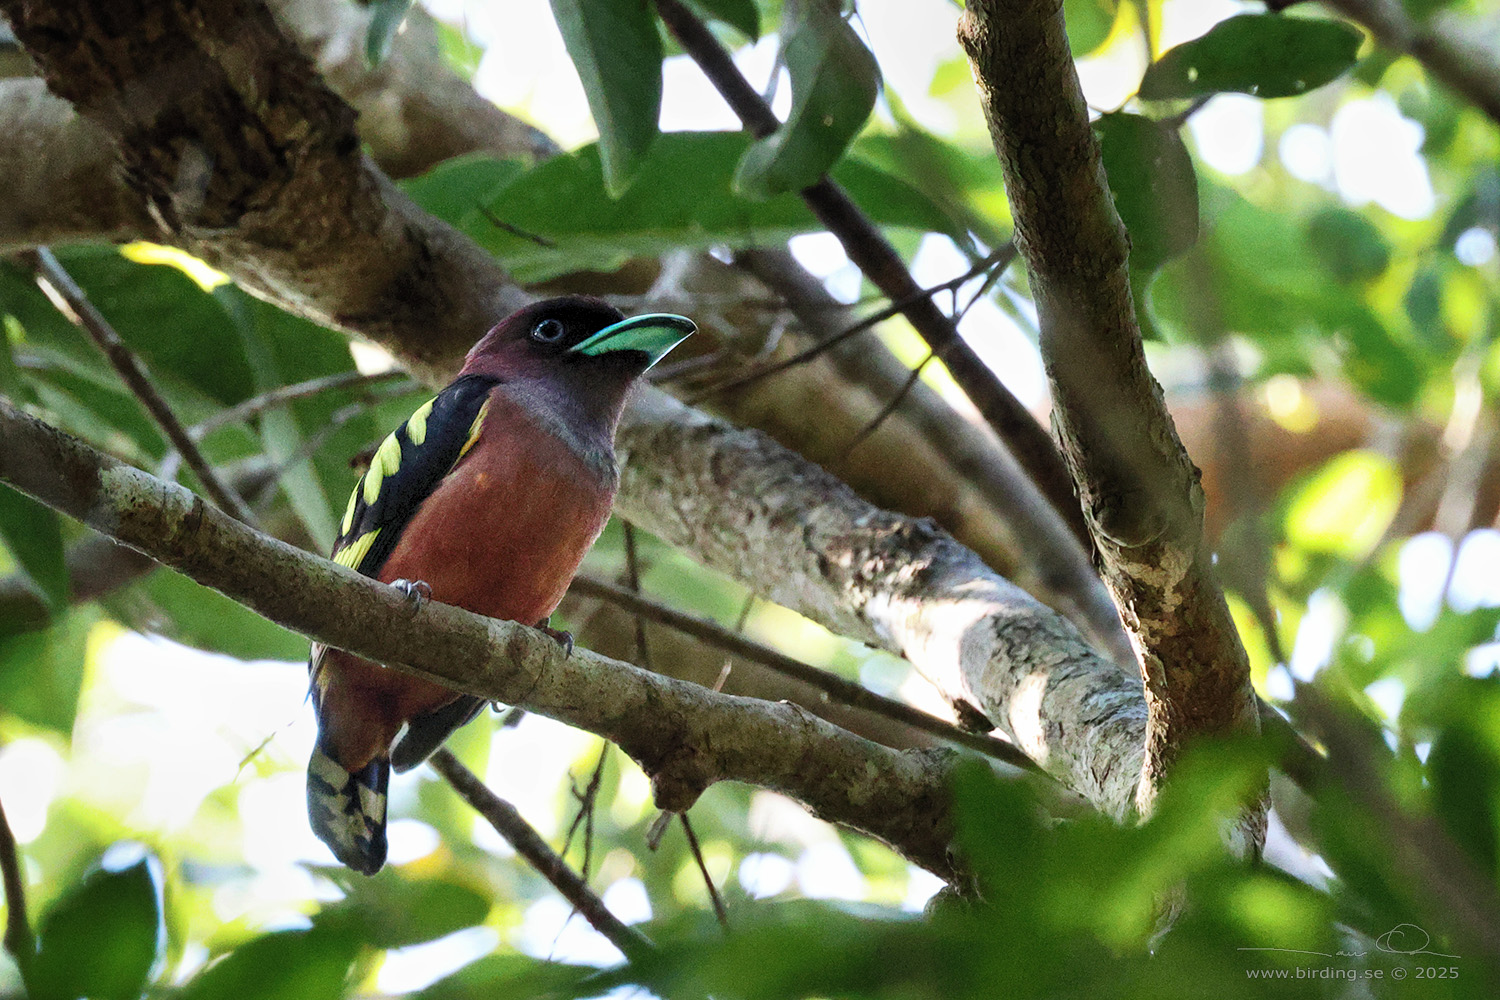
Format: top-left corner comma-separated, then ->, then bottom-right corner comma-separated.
307,297 -> 694,874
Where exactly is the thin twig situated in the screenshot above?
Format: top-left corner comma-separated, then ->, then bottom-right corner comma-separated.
652,0 -> 1089,548
680,814 -> 729,931
568,575 -> 1041,772
690,246 -> 1014,402
621,522 -> 654,672
835,351 -> 937,461
0,794 -> 33,976
561,743 -> 610,881
189,369 -> 413,440
429,749 -> 652,958
24,248 -> 258,526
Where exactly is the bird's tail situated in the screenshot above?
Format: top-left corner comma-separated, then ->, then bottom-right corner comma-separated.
306,744 -> 389,875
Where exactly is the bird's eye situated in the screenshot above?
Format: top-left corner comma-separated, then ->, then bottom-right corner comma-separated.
530,318 -> 566,344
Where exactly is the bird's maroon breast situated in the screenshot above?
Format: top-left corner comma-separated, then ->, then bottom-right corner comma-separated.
376,392 -> 617,628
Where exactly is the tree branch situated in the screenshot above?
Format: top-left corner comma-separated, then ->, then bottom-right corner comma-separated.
428,749 -> 652,959
569,575 -> 1039,771
615,390 -> 1147,821
0,0 -> 530,385
0,792 -> 32,977
0,399 -> 969,880
957,0 -> 1260,840
651,0 -> 1090,550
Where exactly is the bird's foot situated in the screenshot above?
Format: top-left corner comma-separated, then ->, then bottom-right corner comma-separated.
536,616 -> 574,658
391,578 -> 432,612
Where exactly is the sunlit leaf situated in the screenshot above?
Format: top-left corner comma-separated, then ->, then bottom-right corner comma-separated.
0,606 -> 97,734
550,0 -> 662,195
323,875 -> 491,948
29,854 -> 164,1000
733,0 -> 879,198
1065,0 -> 1119,58
1283,450 -> 1400,558
1139,14 -> 1362,101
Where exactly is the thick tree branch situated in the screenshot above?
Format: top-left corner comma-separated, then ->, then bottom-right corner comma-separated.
0,0 -> 530,384
570,574 -> 1038,770
730,247 -> 1132,666
615,391 -> 1147,820
0,399 -> 968,880
429,749 -> 652,959
651,0 -> 1090,550
957,1 -> 1260,836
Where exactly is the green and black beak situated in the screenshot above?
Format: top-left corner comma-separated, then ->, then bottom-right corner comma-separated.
569,313 -> 696,371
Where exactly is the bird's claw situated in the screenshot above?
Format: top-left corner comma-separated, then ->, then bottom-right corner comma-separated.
536,617 -> 574,658
391,578 -> 432,611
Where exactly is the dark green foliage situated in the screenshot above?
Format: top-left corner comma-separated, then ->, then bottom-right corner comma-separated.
1140,14 -> 1363,101
405,136 -> 964,282
27,855 -> 163,1000
1095,111 -> 1200,273
551,0 -> 664,195
732,0 -> 879,198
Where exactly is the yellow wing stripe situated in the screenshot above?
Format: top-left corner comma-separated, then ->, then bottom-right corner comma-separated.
406,397 -> 436,446
335,528 -> 381,570
458,399 -> 489,461
339,487 -> 359,536
363,431 -> 403,505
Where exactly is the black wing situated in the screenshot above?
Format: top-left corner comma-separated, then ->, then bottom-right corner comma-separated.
329,373 -> 500,579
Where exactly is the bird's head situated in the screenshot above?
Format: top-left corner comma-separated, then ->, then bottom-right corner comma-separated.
459,296 -> 695,428
462,296 -> 694,381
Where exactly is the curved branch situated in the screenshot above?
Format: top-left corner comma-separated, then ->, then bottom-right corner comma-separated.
957,1 -> 1259,834
0,399 -> 968,880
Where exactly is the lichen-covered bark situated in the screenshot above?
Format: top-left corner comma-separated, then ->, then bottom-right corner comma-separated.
957,0 -> 1261,844
618,390 -> 1147,818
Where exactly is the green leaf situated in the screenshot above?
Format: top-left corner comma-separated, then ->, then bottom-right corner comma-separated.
1065,0 -> 1119,58
685,0 -> 760,40
0,606 -> 96,734
101,569 -> 307,662
177,927 -> 359,1000
366,0 -> 416,67
415,954 -> 598,1000
733,1 -> 879,198
408,136 -> 964,283
0,485 -> 68,609
1306,207 -> 1391,284
1139,14 -> 1362,101
1095,112 -> 1199,273
321,875 -> 491,948
550,0 -> 663,196
29,854 -> 164,1000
